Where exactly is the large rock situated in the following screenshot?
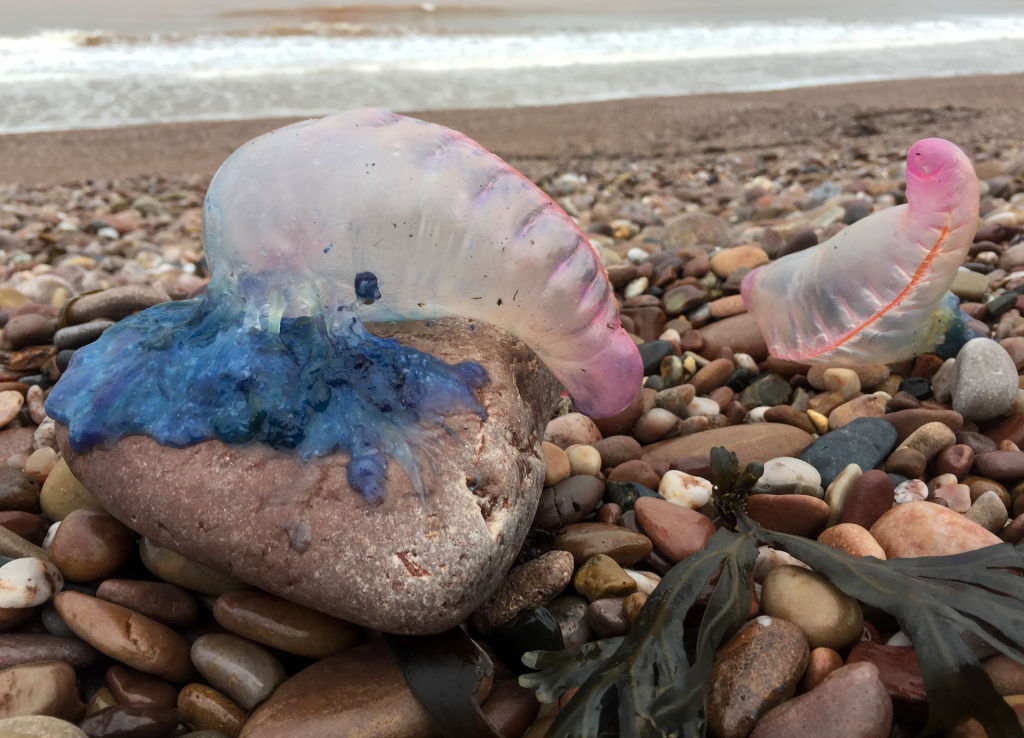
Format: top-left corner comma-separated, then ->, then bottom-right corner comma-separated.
57,319 -> 561,634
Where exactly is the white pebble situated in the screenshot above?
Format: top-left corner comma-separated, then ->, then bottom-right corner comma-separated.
886,631 -> 912,647
0,557 -> 64,608
33,417 -> 56,451
744,406 -> 770,423
894,479 -> 928,504
930,357 -> 957,403
565,444 -> 602,477
42,521 -> 61,550
752,546 -> 811,582
658,470 -> 712,509
822,368 -> 860,400
624,569 -> 661,595
686,397 -> 721,418
26,385 -> 47,425
733,353 -> 760,374
752,457 -> 823,498
623,276 -> 649,298
626,247 -> 649,264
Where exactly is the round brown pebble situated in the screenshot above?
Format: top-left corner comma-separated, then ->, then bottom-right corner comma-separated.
542,413 -> 602,449
802,646 -> 843,691
213,590 -> 359,659
0,661 -> 85,721
54,591 -> 195,682
191,633 -> 286,711
0,633 -> 96,670
816,523 -> 886,559
607,459 -> 661,489
745,494 -> 829,537
934,444 -> 975,477
0,468 -> 41,512
839,470 -> 894,529
138,538 -> 245,596
541,442 -> 571,487
76,705 -> 190,738
95,579 -> 200,630
106,665 -> 178,708
47,510 -> 135,582
760,566 -> 863,650
552,522 -> 652,567
633,496 -> 715,563
177,683 -> 248,737
591,435 -> 642,468
0,511 -> 47,546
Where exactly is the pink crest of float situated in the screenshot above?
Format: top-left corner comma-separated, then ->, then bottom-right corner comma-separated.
202,108 -> 641,416
740,137 -> 980,365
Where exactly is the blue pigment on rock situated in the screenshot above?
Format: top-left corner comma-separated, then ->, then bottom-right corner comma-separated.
45,279 -> 488,504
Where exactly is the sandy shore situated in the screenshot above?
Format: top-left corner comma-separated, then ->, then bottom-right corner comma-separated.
2,73 -> 1023,187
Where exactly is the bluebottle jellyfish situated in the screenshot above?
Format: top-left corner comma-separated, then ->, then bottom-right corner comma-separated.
741,137 -> 980,365
45,109 -> 642,503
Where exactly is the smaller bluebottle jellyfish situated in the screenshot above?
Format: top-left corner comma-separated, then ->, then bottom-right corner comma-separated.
741,138 -> 980,365
46,109 -> 642,504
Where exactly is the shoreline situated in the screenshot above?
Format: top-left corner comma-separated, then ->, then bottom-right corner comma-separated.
2,72 -> 1024,187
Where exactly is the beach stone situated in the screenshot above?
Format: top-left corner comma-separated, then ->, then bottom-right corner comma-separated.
642,423 -> 813,469
840,469 -> 894,529
689,358 -> 734,395
762,405 -> 816,434
893,479 -> 928,504
591,433 -> 643,467
138,538 -> 245,596
572,554 -> 637,602
935,444 -> 975,477
964,490 -> 1009,532
38,459 -> 103,522
950,338 -> 1018,421
751,457 -> 822,497
0,391 -> 23,430
0,661 -> 84,721
0,512 -> 46,547
47,510 -> 135,583
0,468 -> 41,513
587,597 -> 628,638
95,579 -> 200,630
52,320 -> 115,351
847,642 -> 926,706
552,522 -> 652,567
547,596 -> 591,648
59,320 -> 561,634
637,340 -> 675,375
76,705 -> 190,737
974,450 -> 1024,480
738,374 -> 791,408
662,284 -> 707,316
591,391 -> 645,436
657,469 -> 712,509
821,367 -> 861,399
622,306 -> 666,343
0,715 -> 87,737
707,616 -> 809,738
542,442 -> 571,486
816,523 -> 886,559
633,408 -> 682,444
481,679 -> 541,738
869,501 -> 1002,558
882,408 -> 963,443
0,633 -> 96,670
709,244 -> 768,278
176,683 -> 248,737
750,662 -> 892,738
191,633 -> 286,711
0,428 -> 36,463
532,475 -> 605,530
470,550 -> 574,632
984,654 -> 1024,695
827,394 -> 887,430
240,640 -> 480,738
607,459 -> 661,489
761,566 -> 863,649
802,647 -> 843,691
798,417 -> 898,487
699,313 -> 768,361
543,413 -> 602,449
824,463 -> 862,526
564,444 -> 601,476
0,524 -> 48,561
54,591 -> 195,682
951,266 -> 990,300
745,494 -> 829,537
883,446 -> 927,479
105,665 -> 177,708
213,590 -> 358,659
3,314 -> 55,350
0,557 -> 63,608
633,497 -> 715,562
933,483 -> 972,513
62,285 -> 171,324
663,212 -> 732,249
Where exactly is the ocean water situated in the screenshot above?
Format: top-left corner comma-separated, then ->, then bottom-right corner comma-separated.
2,0 -> 1024,133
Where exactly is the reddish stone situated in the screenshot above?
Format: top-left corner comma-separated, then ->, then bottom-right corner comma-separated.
607,459 -> 660,490
745,494 -> 829,537
633,497 -> 716,563
840,470 -> 894,529
934,444 -> 975,477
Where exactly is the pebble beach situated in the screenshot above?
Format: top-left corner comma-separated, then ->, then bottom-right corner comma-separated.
0,75 -> 1024,737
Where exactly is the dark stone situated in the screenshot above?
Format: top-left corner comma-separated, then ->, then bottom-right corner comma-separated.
56,349 -> 76,373
489,606 -> 563,668
897,377 -> 931,400
986,291 -> 1019,318
780,229 -> 818,257
739,374 -> 792,408
725,368 -> 756,392
76,705 -> 190,738
604,481 -> 663,511
53,320 -> 116,351
532,476 -> 605,530
638,340 -> 675,376
798,417 -> 898,487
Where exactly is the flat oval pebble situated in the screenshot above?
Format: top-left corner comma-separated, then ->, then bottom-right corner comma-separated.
52,320 -> 115,351
817,524 -> 886,559
470,549 -> 574,632
213,590 -> 359,659
47,509 -> 136,583
54,590 -> 195,682
0,391 -> 24,429
745,494 -> 829,537
633,496 -> 716,563
973,450 -> 1024,480
869,501 -> 1002,558
751,456 -> 823,497
882,408 -> 963,444
533,475 -> 605,530
0,557 -> 63,608
105,665 -> 178,708
95,579 -> 200,630
839,469 -> 894,529
542,413 -> 602,449
0,633 -> 96,670
587,597 -> 629,638
138,538 -> 245,596
191,633 -> 286,711
707,616 -> 809,738
240,641 -> 444,738
38,459 -> 104,522
0,661 -> 85,721
642,423 -> 813,469
177,683 -> 248,737
951,337 -> 1018,421
0,715 -> 88,737
760,565 -> 863,650
552,522 -> 652,566
76,705 -> 189,738
62,284 -> 171,324
541,442 -> 571,486
750,662 -> 892,738
798,417 -> 898,487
